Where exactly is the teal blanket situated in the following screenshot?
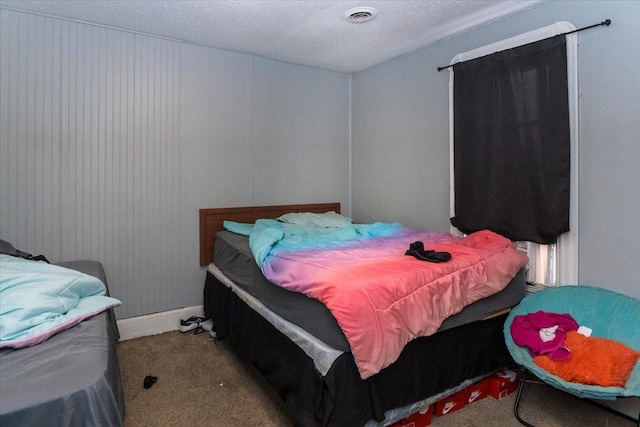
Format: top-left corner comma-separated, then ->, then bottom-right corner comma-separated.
0,255 -> 121,348
224,218 -> 402,266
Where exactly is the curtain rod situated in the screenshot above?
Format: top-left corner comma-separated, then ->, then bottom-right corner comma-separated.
437,19 -> 611,72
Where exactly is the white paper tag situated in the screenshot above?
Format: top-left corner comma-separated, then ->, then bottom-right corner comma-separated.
577,325 -> 592,337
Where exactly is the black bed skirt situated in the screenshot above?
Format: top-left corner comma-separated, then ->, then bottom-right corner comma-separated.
204,271 -> 514,427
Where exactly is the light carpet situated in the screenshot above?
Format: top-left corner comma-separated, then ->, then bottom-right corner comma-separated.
117,330 -> 634,427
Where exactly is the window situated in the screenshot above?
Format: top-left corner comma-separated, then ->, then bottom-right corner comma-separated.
448,22 -> 579,286
520,241 -> 557,286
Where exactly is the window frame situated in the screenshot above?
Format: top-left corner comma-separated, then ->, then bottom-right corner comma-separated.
448,22 -> 579,285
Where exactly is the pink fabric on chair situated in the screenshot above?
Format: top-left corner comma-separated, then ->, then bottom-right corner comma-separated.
510,311 -> 579,360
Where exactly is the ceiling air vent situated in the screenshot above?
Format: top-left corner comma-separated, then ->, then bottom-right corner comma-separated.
343,7 -> 378,24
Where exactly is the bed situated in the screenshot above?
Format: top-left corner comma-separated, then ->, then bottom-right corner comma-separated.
199,203 -> 528,426
0,240 -> 124,427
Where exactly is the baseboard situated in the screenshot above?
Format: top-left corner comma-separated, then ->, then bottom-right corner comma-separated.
117,305 -> 204,341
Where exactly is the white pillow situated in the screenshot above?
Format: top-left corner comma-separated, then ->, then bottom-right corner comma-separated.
276,211 -> 352,228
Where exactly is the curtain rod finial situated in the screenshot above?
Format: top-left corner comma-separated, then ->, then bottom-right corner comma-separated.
603,19 -> 611,26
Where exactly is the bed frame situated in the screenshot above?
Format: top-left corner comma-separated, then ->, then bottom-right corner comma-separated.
199,202 -> 340,266
199,202 -> 516,426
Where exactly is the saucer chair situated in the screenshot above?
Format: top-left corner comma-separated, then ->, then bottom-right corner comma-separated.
503,285 -> 640,426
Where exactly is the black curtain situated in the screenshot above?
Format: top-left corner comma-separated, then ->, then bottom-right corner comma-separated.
450,35 -> 570,244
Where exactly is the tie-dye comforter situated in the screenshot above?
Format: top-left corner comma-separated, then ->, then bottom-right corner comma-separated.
225,219 -> 528,379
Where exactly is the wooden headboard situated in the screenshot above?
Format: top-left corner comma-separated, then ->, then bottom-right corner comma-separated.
199,202 -> 341,266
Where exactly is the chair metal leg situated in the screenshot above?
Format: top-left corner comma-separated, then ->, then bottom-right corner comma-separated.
513,369 -> 535,427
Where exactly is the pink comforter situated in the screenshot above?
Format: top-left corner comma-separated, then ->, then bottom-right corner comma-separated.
260,227 -> 529,379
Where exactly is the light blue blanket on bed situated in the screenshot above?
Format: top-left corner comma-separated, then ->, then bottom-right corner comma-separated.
0,255 -> 121,349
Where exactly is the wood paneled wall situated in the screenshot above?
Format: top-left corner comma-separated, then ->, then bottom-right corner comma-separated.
0,9 -> 185,317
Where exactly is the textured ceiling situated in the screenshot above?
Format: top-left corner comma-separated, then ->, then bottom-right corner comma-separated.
0,0 -> 544,73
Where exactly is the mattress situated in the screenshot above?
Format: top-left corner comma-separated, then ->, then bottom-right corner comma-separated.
213,230 -> 526,351
0,260 -> 124,427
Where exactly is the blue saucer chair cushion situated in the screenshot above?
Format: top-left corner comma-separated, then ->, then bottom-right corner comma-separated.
504,285 -> 640,400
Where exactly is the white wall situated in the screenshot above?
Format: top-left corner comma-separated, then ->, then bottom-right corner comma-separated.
0,8 -> 351,319
251,57 -> 350,207
351,44 -> 452,231
351,1 -> 640,300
